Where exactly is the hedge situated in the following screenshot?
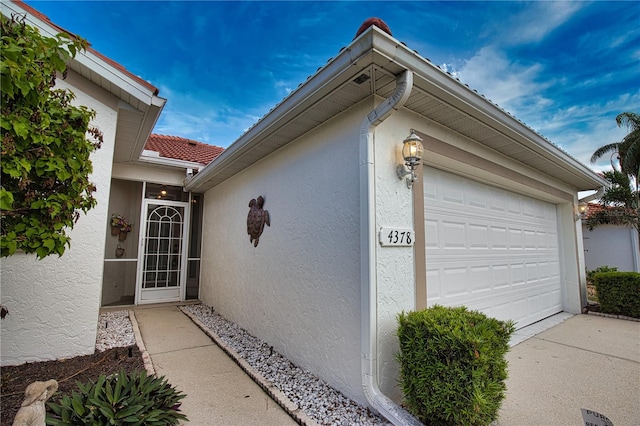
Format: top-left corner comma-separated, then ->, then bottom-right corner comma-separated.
593,272 -> 640,318
397,305 -> 515,426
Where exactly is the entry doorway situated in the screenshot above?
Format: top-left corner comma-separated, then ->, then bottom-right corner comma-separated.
136,199 -> 189,304
101,180 -> 203,307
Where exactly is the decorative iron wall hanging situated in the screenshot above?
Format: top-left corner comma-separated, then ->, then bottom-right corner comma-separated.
247,196 -> 270,247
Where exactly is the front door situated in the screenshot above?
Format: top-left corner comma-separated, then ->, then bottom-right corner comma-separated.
136,199 -> 189,304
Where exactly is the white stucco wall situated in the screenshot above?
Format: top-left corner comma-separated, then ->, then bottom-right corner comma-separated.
371,113 -> 419,403
198,94 -> 590,408
583,225 -> 640,272
1,70 -> 118,365
199,101 -> 369,404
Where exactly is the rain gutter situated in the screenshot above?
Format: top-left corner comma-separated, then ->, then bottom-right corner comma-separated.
578,186 -> 606,204
138,150 -> 204,171
359,70 -> 422,426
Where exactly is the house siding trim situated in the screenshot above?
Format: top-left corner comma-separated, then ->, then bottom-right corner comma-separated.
420,134 -> 574,203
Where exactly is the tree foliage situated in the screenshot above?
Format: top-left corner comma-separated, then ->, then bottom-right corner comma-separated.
584,170 -> 638,231
588,112 -> 640,233
1,14 -> 103,258
591,112 -> 640,181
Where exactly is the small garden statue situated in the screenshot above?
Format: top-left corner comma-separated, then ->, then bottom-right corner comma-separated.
12,379 -> 58,426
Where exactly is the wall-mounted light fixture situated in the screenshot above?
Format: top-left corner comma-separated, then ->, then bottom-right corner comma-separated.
160,186 -> 168,197
396,130 -> 424,189
576,203 -> 588,221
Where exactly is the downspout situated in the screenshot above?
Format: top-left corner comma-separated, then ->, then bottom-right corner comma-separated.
577,186 -> 607,309
578,186 -> 606,204
359,70 -> 422,426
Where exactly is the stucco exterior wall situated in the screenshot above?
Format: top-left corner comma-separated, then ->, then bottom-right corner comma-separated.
199,101 -> 369,404
1,70 -> 118,365
371,112 -> 419,403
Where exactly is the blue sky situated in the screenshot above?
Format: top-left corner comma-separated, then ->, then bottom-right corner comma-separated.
25,1 -> 639,173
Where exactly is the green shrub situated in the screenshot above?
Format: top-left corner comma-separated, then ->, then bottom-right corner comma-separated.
593,272 -> 640,318
587,266 -> 618,284
397,305 -> 515,426
46,369 -> 187,425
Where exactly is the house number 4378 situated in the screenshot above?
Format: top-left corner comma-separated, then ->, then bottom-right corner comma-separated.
379,228 -> 414,247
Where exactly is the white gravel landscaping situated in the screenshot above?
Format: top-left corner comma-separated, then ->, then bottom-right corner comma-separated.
182,303 -> 390,426
95,310 -> 135,352
95,306 -> 391,425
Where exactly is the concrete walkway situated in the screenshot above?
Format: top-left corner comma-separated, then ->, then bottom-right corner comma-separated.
498,314 -> 640,425
132,305 -> 297,426
130,304 -> 639,426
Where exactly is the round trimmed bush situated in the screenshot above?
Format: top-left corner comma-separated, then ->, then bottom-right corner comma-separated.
397,305 -> 515,426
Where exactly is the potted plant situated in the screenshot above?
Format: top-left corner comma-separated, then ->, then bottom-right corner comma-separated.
110,213 -> 132,240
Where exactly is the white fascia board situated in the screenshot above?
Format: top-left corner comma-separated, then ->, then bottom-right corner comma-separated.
366,29 -> 607,189
186,25 -> 606,193
137,153 -> 204,170
3,1 -> 159,107
128,101 -> 167,161
72,53 -> 160,106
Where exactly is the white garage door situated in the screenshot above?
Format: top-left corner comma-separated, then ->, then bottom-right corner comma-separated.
424,167 -> 562,329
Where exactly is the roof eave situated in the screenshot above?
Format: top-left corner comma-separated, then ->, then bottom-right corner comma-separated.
3,1 -> 167,164
138,151 -> 205,170
185,25 -> 606,193
126,98 -> 166,162
184,33 -> 378,193
3,1 -> 161,106
366,31 -> 608,191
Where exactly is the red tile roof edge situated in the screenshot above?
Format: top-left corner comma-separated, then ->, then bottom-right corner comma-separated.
585,202 -> 636,219
145,134 -> 224,165
12,0 -> 159,96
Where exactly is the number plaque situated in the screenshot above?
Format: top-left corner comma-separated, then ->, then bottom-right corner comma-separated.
379,228 -> 414,247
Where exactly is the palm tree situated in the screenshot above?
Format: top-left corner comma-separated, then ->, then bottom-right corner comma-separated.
590,112 -> 640,180
587,112 -> 640,233
584,169 -> 638,232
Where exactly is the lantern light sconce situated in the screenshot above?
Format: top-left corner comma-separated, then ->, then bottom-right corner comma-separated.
396,130 -> 424,189
576,203 -> 588,221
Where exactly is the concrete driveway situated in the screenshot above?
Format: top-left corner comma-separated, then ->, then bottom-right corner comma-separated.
497,314 -> 640,425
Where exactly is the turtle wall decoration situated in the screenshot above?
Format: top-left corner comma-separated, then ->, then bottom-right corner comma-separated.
247,195 -> 270,247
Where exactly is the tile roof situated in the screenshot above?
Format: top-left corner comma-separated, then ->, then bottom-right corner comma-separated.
585,202 -> 635,219
145,134 -> 224,165
13,0 -> 159,95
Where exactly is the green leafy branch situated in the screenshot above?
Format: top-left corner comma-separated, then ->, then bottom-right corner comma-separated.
1,13 -> 103,259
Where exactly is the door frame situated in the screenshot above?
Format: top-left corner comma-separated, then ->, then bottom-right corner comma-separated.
135,197 -> 191,305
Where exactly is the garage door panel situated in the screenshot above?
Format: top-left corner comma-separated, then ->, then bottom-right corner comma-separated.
425,166 -> 562,329
427,275 -> 547,325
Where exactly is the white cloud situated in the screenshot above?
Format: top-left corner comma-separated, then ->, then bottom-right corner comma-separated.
439,63 -> 460,79
535,92 -> 639,169
154,84 -> 264,147
454,46 -> 551,111
486,2 -> 584,46
274,80 -> 293,95
450,42 -> 639,173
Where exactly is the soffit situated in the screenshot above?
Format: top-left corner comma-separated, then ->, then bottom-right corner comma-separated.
67,61 -> 150,112
190,65 -> 377,189
187,28 -> 605,192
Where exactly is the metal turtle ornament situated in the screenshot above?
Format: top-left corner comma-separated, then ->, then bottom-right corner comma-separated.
247,195 -> 270,247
